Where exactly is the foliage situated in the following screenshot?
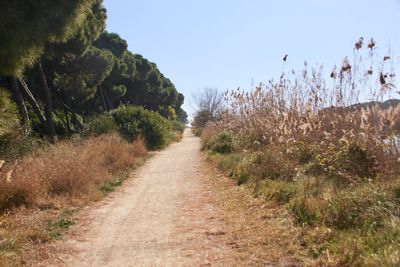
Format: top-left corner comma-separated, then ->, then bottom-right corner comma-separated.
0,1 -> 187,139
0,0 -> 96,75
0,88 -> 19,135
0,129 -> 44,161
83,114 -> 118,136
111,105 -> 171,149
205,132 -> 234,154
304,143 -> 378,183
192,110 -> 213,136
192,88 -> 224,134
53,46 -> 115,104
169,120 -> 185,133
204,38 -> 400,266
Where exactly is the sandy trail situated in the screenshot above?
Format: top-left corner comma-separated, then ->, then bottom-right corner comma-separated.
44,130 -> 236,267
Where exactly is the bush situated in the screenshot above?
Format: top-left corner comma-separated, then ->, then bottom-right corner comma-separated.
0,88 -> 19,136
169,120 -> 185,133
192,110 -> 213,136
257,149 -> 296,181
0,129 -> 44,161
0,181 -> 33,212
336,143 -> 377,179
111,105 -> 171,149
83,114 -> 118,136
290,196 -> 321,226
200,125 -> 220,150
205,132 -> 234,154
321,185 -> 394,230
304,143 -> 378,183
253,179 -> 298,204
0,134 -> 147,211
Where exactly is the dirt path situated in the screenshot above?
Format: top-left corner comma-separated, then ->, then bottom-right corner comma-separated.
41,130 -> 237,266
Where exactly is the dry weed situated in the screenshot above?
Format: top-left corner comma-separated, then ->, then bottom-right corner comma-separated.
0,134 -> 147,211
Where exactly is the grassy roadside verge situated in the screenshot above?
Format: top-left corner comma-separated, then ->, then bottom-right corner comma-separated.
0,134 -> 158,266
204,158 -> 312,266
205,149 -> 400,266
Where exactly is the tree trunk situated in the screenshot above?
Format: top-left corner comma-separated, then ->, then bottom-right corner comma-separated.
63,106 -> 71,134
18,77 -> 47,127
7,76 -> 29,128
103,88 -> 114,110
99,87 -> 109,112
63,98 -> 84,130
35,59 -> 56,141
70,108 -> 81,130
52,88 -> 84,131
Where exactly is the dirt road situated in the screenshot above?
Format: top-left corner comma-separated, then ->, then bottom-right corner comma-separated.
44,130 -> 237,266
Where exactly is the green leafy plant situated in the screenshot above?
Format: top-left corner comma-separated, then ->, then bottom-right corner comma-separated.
111,105 -> 171,149
83,114 -> 118,136
205,132 -> 234,154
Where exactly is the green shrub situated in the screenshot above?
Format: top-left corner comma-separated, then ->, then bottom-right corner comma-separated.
289,196 -> 321,225
0,88 -> 19,136
233,149 -> 296,182
335,143 -> 377,179
207,153 -> 241,174
304,143 -> 377,182
258,149 -> 296,181
0,130 -> 44,161
169,120 -> 185,133
292,141 -> 315,164
331,224 -> 400,266
322,185 -> 394,230
253,179 -> 298,204
83,114 -> 118,136
111,105 -> 171,149
205,132 -> 234,154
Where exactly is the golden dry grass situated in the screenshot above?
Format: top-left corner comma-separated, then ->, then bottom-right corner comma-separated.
200,39 -> 400,266
0,134 -> 147,209
205,164 -> 313,266
200,125 -> 220,150
0,134 -> 148,266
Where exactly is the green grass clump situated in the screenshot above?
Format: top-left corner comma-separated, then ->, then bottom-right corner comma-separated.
100,172 -> 129,194
205,132 -> 234,154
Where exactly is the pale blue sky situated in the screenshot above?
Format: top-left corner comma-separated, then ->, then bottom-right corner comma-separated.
104,0 -> 400,117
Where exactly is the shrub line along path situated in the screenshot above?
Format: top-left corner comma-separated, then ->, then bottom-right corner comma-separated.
39,130 -> 238,266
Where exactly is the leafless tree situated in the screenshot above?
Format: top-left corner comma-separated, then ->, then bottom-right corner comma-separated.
191,88 -> 224,119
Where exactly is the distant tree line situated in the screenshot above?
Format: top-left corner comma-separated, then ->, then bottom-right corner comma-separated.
0,0 -> 187,141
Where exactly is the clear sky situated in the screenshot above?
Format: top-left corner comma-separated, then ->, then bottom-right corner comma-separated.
104,0 -> 400,118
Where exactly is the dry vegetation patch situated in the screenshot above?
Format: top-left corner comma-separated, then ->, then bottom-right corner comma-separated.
0,134 -> 148,266
198,38 -> 400,266
206,164 -> 313,266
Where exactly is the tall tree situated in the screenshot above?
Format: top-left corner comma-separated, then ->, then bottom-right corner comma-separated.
0,0 -> 96,76
0,87 -> 19,135
6,77 -> 29,127
0,0 -> 98,140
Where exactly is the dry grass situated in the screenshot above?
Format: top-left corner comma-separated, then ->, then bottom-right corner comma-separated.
0,134 -> 148,266
205,163 -> 313,266
206,148 -> 400,266
0,134 -> 146,209
218,38 -> 399,174
201,39 -> 400,266
200,125 -> 220,150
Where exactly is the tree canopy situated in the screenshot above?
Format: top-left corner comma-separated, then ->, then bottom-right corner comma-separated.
0,0 -> 187,139
0,0 -> 96,76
